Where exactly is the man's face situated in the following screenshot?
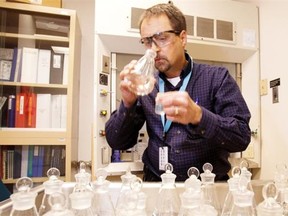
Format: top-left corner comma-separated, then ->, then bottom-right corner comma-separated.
140,15 -> 187,78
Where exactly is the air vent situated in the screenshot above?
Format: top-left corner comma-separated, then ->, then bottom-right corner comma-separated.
129,7 -> 235,43
185,15 -> 194,36
197,17 -> 214,39
131,7 -> 145,29
216,20 -> 233,41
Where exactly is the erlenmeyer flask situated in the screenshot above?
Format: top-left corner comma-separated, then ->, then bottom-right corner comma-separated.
274,163 -> 288,215
239,159 -> 257,212
43,192 -> 74,216
73,162 -> 92,193
221,166 -> 241,216
125,49 -> 157,96
200,162 -> 221,214
117,177 -> 147,216
152,163 -> 180,216
256,182 -> 283,216
178,167 -> 202,216
230,176 -> 257,216
115,167 -> 137,215
10,177 -> 39,216
91,168 -> 115,216
39,168 -> 64,215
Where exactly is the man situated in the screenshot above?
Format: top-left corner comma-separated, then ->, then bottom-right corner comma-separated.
105,2 -> 251,181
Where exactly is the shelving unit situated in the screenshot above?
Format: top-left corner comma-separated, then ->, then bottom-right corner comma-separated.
0,2 -> 81,184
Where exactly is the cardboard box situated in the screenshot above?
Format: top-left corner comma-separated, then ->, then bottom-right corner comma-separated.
7,0 -> 62,8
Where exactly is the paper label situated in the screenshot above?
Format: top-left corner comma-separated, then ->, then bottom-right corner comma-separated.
159,146 -> 168,170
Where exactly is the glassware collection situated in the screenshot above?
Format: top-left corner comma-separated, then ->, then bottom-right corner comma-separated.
7,161 -> 288,215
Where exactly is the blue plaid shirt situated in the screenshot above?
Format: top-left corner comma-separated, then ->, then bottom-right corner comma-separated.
105,53 -> 251,181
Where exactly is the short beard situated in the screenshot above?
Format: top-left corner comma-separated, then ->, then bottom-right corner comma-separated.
155,59 -> 171,73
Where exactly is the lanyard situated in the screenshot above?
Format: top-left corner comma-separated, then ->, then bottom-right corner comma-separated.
159,70 -> 192,136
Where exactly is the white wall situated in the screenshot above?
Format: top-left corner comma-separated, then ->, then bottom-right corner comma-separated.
241,0 -> 288,180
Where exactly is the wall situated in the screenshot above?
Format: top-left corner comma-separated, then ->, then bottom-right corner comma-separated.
240,0 -> 288,180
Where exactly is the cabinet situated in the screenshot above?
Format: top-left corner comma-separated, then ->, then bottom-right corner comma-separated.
0,2 -> 81,183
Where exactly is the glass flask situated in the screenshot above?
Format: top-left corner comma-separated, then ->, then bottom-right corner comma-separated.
256,182 -> 283,216
125,49 -> 157,96
200,162 -> 221,214
230,176 -> 257,216
91,168 -> 115,216
274,163 -> 288,215
221,166 -> 241,216
43,192 -> 74,216
178,167 -> 202,215
39,168 -> 64,215
69,188 -> 95,216
152,163 -> 180,216
10,177 -> 39,216
239,160 -> 257,211
116,177 -> 147,216
73,162 -> 92,193
115,167 -> 137,214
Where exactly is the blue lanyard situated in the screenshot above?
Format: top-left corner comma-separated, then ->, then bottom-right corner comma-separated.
159,70 -> 192,135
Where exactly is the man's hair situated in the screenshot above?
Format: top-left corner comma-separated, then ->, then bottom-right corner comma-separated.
138,3 -> 186,33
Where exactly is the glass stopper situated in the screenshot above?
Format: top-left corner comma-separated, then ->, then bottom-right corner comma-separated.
240,159 -> 249,169
187,167 -> 200,178
96,168 -> 108,180
231,166 -> 241,177
203,162 -> 213,173
164,163 -> 174,173
16,177 -> 33,192
262,182 -> 278,200
47,167 -> 61,180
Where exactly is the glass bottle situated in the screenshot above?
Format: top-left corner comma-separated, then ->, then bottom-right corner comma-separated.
117,177 -> 147,216
200,162 -> 221,215
73,162 -> 92,193
256,182 -> 283,216
125,49 -> 157,96
39,168 -> 64,216
91,168 -> 115,216
115,167 -> 137,214
274,163 -> 288,215
230,176 -> 257,216
10,177 -> 39,216
43,192 -> 74,216
152,163 -> 180,216
221,166 -> 241,216
239,160 -> 257,211
179,167 -> 202,216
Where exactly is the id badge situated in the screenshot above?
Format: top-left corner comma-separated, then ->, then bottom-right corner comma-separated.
159,146 -> 168,170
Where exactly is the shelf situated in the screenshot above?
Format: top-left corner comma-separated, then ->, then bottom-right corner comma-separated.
0,2 -> 81,182
0,32 -> 69,42
0,81 -> 68,89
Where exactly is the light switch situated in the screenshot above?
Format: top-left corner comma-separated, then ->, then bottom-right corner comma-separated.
260,79 -> 268,96
102,55 -> 110,73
